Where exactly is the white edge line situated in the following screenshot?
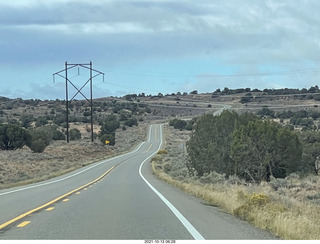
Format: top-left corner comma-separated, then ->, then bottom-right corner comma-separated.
0,140 -> 146,196
138,124 -> 205,240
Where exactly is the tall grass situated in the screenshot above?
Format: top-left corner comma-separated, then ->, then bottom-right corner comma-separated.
152,161 -> 320,239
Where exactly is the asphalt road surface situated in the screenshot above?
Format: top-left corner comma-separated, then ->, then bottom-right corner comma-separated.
0,124 -> 276,240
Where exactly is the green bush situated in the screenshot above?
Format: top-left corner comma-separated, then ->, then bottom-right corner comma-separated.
124,117 -> 138,127
99,115 -> 119,145
28,139 -> 48,153
20,115 -> 34,128
69,128 -> 81,141
0,123 -> 31,150
35,116 -> 49,127
100,115 -> 119,134
27,127 -> 52,153
169,118 -> 195,131
83,111 -> 91,117
52,129 -> 65,140
99,133 -> 115,146
187,111 -> 303,182
169,119 -> 187,130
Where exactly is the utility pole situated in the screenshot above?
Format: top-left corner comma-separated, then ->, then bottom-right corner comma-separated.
53,61 -> 105,143
90,61 -> 94,143
65,61 -> 69,142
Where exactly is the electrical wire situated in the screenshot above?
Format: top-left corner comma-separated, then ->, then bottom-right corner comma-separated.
97,64 -> 320,78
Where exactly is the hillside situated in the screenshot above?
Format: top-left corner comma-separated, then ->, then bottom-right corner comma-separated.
1,86 -> 320,188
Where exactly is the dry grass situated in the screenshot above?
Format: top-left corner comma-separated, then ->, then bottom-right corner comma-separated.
152,124 -> 320,240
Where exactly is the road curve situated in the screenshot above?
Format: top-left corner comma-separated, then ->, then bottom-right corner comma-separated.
0,124 -> 276,240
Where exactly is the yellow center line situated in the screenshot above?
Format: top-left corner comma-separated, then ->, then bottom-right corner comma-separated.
0,166 -> 115,230
45,207 -> 54,211
17,221 -> 31,228
145,143 -> 153,153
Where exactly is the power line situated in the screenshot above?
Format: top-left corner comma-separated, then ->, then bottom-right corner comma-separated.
196,68 -> 320,78
107,81 -> 162,94
99,66 -> 320,78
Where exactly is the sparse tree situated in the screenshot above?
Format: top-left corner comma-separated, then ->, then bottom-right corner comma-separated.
27,127 -> 52,153
0,123 -> 31,150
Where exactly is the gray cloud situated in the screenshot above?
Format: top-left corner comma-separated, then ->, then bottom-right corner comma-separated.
1,0 -> 320,98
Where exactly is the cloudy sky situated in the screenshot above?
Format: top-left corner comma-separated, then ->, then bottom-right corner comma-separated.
1,0 -> 320,99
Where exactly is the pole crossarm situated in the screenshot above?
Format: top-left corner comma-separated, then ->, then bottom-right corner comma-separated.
53,65 -> 105,83
53,65 -> 78,77
52,61 -> 105,143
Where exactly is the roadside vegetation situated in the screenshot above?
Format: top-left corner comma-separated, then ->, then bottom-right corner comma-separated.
186,111 -> 304,182
0,123 -> 148,189
0,97 -> 150,188
0,98 -> 149,152
0,90 -> 207,188
2,87 -> 320,239
152,111 -> 320,240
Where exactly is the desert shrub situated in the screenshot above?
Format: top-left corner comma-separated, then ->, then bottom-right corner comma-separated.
240,93 -> 253,103
100,115 -> 119,134
0,123 -> 31,150
28,139 -> 48,153
227,175 -> 245,185
99,133 -> 115,146
83,111 -> 91,117
257,107 -> 275,118
151,155 -> 163,164
306,192 -> 320,204
163,162 -> 171,173
7,118 -> 20,125
169,118 -> 195,131
169,118 -> 187,130
234,192 -> 270,220
157,149 -> 168,155
124,117 -> 138,127
99,115 -> 119,145
197,171 -> 226,184
269,176 -> 294,191
233,204 -> 252,221
35,116 -> 49,127
69,128 -> 81,141
52,129 -> 65,140
249,193 -> 270,206
53,113 -> 65,126
27,127 -> 52,153
20,114 -> 35,128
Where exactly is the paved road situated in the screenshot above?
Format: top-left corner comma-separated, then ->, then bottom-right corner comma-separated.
0,124 -> 276,240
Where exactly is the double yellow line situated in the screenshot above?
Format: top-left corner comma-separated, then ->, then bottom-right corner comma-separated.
0,166 -> 115,231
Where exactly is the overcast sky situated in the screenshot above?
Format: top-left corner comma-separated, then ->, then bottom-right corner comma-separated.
1,0 -> 320,99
